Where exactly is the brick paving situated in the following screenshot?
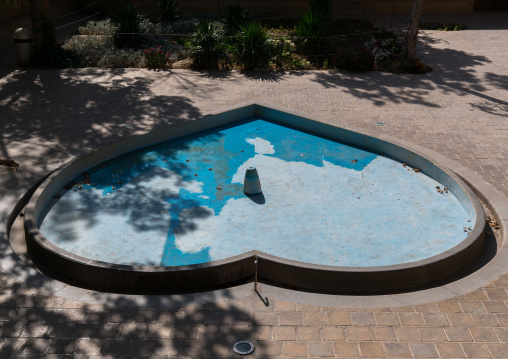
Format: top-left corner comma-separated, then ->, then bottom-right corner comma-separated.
0,12 -> 507,358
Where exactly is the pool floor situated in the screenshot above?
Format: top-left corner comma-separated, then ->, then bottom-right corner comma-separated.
40,118 -> 473,267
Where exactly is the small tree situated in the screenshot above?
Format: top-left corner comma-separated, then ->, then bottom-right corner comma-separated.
1,0 -> 55,53
400,0 -> 425,70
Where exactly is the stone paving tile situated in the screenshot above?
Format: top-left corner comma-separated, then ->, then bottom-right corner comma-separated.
461,342 -> 493,358
334,341 -> 360,357
371,327 -> 397,341
410,342 -> 439,358
297,327 -> 321,341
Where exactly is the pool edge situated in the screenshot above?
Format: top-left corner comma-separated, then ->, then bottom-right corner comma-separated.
24,101 -> 487,294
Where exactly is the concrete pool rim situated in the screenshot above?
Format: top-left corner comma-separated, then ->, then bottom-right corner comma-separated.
23,102 -> 486,294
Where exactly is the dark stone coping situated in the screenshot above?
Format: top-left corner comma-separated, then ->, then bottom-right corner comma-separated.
24,102 -> 486,294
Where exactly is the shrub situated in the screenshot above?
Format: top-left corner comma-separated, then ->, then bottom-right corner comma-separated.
30,13 -> 76,68
332,44 -> 374,71
140,18 -> 200,35
420,21 -> 468,31
168,18 -> 200,34
308,0 -> 333,22
79,19 -> 118,36
271,38 -> 311,70
158,0 -> 180,22
144,46 -> 171,69
234,22 -> 273,69
364,31 -> 405,62
295,0 -> 332,56
113,1 -> 142,48
62,35 -> 145,68
187,21 -> 230,69
221,3 -> 253,35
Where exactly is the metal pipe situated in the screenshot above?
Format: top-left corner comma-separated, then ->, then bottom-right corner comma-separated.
254,255 -> 258,291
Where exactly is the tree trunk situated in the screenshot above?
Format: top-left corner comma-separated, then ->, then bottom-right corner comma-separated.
28,0 -> 50,52
401,0 -> 425,69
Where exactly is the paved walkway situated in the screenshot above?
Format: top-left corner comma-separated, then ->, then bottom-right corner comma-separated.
0,11 -> 507,358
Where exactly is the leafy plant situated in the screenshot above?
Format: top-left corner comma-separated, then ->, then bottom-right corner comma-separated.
234,22 -> 273,69
144,46 -> 171,69
332,44 -> 374,71
30,13 -> 77,68
420,21 -> 468,31
308,0 -> 333,23
168,18 -> 200,34
158,0 -> 180,22
221,3 -> 253,35
295,0 -> 333,57
271,38 -> 310,70
295,11 -> 331,56
187,21 -> 230,69
364,31 -> 405,62
79,19 -> 118,35
62,35 -> 145,68
113,1 -> 142,48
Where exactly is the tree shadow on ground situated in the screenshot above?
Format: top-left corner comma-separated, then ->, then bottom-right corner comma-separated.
0,68 -> 225,297
0,272 -> 271,357
309,32 -> 508,116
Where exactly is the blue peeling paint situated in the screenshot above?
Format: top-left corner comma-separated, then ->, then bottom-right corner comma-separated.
40,118 -> 473,268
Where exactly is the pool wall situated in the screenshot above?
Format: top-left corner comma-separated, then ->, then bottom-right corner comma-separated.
24,102 -> 485,294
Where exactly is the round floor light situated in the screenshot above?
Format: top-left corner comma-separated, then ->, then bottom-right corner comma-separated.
233,341 -> 255,355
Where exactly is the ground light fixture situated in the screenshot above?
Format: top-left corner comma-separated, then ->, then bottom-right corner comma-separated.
233,341 -> 255,355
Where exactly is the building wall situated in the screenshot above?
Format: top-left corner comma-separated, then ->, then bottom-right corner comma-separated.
474,0 -> 508,10
171,0 -> 476,17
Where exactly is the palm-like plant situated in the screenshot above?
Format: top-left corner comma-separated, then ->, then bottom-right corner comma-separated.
295,0 -> 333,56
187,21 -> 230,69
221,3 -> 253,35
113,1 -> 142,48
234,22 -> 272,69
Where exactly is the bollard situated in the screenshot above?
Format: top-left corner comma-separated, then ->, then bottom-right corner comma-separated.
13,28 -> 33,64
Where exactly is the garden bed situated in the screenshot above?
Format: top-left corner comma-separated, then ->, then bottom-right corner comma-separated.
31,0 -> 431,74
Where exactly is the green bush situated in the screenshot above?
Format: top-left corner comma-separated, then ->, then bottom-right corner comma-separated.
79,19 -> 118,35
332,44 -> 374,71
234,22 -> 272,69
144,46 -> 171,69
113,1 -> 142,48
221,3 -> 253,35
271,38 -> 311,70
158,0 -> 180,22
420,21 -> 468,31
295,11 -> 331,56
295,0 -> 333,56
187,21 -> 230,69
62,35 -> 145,67
308,0 -> 333,22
